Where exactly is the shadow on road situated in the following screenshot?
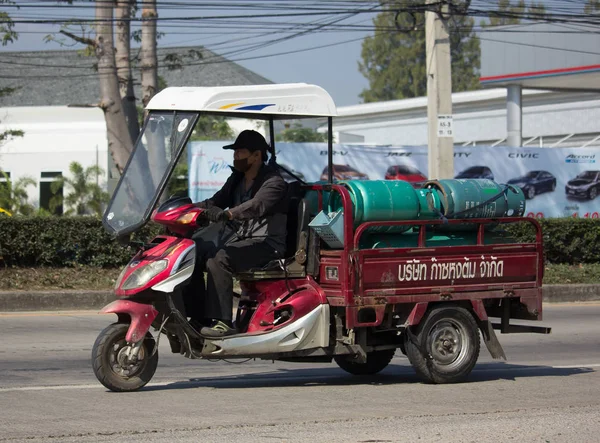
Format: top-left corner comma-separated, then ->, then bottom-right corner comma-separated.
139,361 -> 595,392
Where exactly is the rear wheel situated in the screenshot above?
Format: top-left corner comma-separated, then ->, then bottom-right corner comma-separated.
527,187 -> 535,199
334,349 -> 395,375
92,323 -> 158,392
404,306 -> 480,384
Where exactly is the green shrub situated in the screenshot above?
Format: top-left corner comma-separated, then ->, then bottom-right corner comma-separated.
0,216 -> 161,267
504,218 -> 600,264
0,216 -> 597,267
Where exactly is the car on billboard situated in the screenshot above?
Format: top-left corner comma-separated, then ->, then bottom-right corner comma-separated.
455,166 -> 494,180
320,164 -> 369,181
507,170 -> 557,200
385,165 -> 428,188
565,170 -> 600,200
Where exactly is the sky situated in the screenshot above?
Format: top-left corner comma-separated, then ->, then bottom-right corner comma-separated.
1,2 -> 377,107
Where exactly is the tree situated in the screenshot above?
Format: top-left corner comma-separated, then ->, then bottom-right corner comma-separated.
116,0 -> 140,142
484,0 -> 547,27
0,1 -> 18,46
584,0 -> 600,13
0,87 -> 23,143
141,0 -> 158,108
189,116 -> 235,141
95,1 -> 134,173
359,2 -> 480,102
0,172 -> 36,216
58,1 -> 156,173
50,162 -> 110,216
0,6 -> 23,145
276,123 -> 328,143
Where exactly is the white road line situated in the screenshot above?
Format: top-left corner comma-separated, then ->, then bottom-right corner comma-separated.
1,364 -> 598,393
0,380 -> 183,393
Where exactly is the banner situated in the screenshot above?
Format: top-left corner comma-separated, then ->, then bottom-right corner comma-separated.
189,142 -> 600,219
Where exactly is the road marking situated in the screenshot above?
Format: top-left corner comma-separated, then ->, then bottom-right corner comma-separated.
0,311 -> 101,318
0,381 -> 176,393
1,363 -> 598,393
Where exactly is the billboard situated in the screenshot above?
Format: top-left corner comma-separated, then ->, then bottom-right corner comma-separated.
189,142 -> 600,219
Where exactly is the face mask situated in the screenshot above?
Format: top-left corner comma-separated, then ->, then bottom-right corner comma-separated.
233,157 -> 251,173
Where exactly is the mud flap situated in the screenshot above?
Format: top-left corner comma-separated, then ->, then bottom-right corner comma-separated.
480,320 -> 507,360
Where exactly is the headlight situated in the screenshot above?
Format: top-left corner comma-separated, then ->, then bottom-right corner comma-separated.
114,266 -> 129,290
121,260 -> 168,290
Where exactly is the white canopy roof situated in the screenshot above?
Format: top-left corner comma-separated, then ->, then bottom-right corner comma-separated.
146,83 -> 337,118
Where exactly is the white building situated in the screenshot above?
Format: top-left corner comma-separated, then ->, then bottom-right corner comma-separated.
330,89 -> 600,148
0,106 -> 108,211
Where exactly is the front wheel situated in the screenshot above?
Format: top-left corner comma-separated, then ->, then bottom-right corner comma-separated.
404,306 -> 480,384
92,323 -> 158,392
334,349 -> 395,375
589,187 -> 598,200
526,187 -> 535,200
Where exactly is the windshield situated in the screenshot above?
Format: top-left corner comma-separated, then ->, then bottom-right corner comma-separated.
397,165 -> 421,174
524,171 -> 540,178
103,111 -> 198,236
577,171 -> 599,180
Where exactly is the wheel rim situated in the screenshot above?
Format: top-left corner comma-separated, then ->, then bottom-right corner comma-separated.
528,188 -> 535,199
591,188 -> 597,199
426,320 -> 470,370
109,338 -> 147,379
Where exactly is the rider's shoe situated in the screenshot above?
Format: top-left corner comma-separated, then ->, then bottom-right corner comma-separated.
189,318 -> 208,333
201,320 -> 237,337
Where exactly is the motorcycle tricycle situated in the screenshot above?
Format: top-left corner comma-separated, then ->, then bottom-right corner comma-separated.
93,84 -> 550,392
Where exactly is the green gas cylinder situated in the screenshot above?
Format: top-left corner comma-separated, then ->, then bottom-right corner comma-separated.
424,179 -> 526,219
360,230 -> 516,249
329,180 -> 423,233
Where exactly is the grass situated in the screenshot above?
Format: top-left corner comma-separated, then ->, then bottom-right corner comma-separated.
542,263 -> 600,285
0,264 -> 599,291
0,267 -> 121,291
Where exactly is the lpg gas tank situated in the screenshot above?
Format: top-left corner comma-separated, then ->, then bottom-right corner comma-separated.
424,179 -> 526,219
328,180 -> 429,233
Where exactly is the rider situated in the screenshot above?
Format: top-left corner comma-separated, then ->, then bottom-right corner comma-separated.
190,130 -> 288,337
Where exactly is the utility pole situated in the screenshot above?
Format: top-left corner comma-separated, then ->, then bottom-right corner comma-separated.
426,0 -> 454,180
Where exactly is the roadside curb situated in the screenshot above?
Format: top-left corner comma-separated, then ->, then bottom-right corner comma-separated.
0,291 -> 114,312
542,284 -> 600,303
0,285 -> 599,312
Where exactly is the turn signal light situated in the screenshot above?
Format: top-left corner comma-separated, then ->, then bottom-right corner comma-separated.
177,211 -> 198,224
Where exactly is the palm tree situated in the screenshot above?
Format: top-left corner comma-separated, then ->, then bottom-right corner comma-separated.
0,170 -> 36,216
50,162 -> 109,216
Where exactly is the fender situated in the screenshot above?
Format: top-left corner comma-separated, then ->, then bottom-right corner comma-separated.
100,300 -> 158,343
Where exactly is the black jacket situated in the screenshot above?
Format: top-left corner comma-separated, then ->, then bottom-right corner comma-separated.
199,164 -> 288,252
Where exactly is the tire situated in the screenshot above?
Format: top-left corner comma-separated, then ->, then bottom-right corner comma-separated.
404,306 -> 480,384
551,181 -> 556,192
589,187 -> 598,200
526,187 -> 535,200
92,323 -> 158,392
334,349 -> 395,375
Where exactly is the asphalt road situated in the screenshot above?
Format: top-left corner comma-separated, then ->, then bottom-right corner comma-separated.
1,304 -> 599,443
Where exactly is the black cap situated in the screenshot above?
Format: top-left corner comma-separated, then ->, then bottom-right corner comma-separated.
223,130 -> 269,161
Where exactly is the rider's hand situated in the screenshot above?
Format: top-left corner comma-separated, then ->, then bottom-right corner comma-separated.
203,207 -> 230,223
